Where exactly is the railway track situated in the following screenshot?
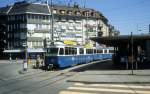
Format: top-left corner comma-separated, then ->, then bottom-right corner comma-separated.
0,59 -> 110,94
0,69 -> 77,94
1,72 -> 75,94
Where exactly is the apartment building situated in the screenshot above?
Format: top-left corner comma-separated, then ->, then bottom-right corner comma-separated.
0,1 -> 111,58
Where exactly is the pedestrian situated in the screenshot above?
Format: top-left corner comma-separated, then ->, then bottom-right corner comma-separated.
36,55 -> 40,69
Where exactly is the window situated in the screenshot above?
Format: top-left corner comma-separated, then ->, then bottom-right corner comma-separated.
20,32 -> 26,39
104,50 -> 107,53
76,11 -> 81,16
94,49 -> 97,53
79,48 -> 84,54
22,14 -> 25,21
53,10 -> 57,14
86,49 -> 93,54
84,11 -> 90,17
97,49 -> 102,53
7,25 -> 9,31
67,11 -> 72,15
47,48 -> 58,55
65,47 -> 69,55
32,14 -> 35,19
60,10 -> 65,14
35,15 -> 39,20
27,14 -> 31,19
65,47 -> 77,55
59,48 -> 64,55
109,50 -> 114,53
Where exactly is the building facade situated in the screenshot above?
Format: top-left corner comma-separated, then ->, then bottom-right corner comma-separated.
0,1 -> 111,57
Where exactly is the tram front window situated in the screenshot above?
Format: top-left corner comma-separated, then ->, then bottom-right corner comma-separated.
47,48 -> 58,55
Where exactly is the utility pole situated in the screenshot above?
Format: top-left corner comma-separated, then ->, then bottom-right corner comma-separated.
131,32 -> 134,75
50,0 -> 54,45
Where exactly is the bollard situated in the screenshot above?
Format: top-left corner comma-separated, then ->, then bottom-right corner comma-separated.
23,60 -> 28,71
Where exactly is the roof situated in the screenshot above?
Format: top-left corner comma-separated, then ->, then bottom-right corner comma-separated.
0,6 -> 11,14
52,4 -> 107,20
8,2 -> 50,14
0,1 -> 107,21
91,34 -> 150,46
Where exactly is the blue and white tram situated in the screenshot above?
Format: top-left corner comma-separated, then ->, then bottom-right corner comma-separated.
45,45 -> 113,68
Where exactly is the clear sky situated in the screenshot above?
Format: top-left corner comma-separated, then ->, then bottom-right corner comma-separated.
0,0 -> 150,35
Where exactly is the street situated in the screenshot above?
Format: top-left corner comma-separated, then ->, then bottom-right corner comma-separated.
0,60 -> 150,94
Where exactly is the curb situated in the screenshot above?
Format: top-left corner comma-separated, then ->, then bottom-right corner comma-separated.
67,80 -> 150,84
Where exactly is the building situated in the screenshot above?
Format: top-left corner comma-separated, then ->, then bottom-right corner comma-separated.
0,1 -> 112,59
0,6 -> 8,59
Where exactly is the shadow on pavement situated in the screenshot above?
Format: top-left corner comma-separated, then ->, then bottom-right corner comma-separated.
71,60 -> 150,72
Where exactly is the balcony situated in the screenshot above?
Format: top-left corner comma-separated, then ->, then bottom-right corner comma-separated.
27,19 -> 50,24
33,28 -> 49,33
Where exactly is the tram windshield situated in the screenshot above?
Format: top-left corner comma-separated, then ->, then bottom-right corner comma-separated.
47,48 -> 58,56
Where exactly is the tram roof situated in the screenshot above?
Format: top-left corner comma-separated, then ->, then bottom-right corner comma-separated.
91,34 -> 150,46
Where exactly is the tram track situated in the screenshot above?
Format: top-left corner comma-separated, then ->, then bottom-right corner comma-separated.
0,70 -> 77,94
0,59 -> 111,94
0,59 -> 110,88
0,70 -> 58,87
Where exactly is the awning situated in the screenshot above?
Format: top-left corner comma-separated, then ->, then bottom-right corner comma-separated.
3,49 -> 23,53
90,34 -> 150,46
27,48 -> 45,53
3,48 -> 45,53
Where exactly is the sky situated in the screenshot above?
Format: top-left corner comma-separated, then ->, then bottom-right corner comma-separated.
0,0 -> 150,35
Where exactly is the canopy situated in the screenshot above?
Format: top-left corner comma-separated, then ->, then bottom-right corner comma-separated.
3,49 -> 23,53
90,34 -> 150,46
3,48 -> 45,53
27,48 -> 45,53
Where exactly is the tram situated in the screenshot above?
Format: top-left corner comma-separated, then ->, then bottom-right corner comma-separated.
44,44 -> 113,69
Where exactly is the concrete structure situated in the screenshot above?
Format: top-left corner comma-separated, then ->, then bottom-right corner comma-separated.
91,34 -> 150,69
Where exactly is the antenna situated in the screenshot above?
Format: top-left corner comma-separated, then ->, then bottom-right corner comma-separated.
149,24 -> 150,34
83,0 -> 85,8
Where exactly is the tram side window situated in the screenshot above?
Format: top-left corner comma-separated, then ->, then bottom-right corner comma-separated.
79,48 -> 84,54
109,50 -> 114,53
97,50 -> 102,53
94,49 -> 97,53
73,48 -> 77,55
86,49 -> 89,54
59,48 -> 64,55
65,47 -> 69,55
104,50 -> 107,53
65,47 -> 77,55
86,49 -> 93,54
